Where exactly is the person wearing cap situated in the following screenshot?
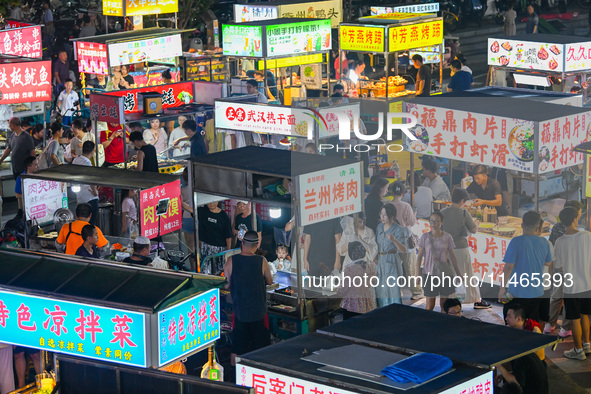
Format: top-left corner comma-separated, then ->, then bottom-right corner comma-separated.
233,201 -> 262,249
224,230 -> 273,366
122,236 -> 153,266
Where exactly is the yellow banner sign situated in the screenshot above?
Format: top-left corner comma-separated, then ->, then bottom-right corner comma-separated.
388,20 -> 443,52
361,12 -> 433,22
103,0 -> 123,16
257,53 -> 324,69
340,25 -> 386,52
103,0 -> 178,16
279,0 -> 342,28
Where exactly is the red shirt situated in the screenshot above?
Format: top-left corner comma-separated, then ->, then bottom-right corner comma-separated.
101,124 -> 129,164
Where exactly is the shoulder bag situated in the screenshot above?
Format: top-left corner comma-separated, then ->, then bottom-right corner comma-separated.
428,231 -> 455,277
36,140 -> 57,170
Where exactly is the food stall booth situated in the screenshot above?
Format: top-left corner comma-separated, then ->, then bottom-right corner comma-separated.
20,165 -> 187,257
338,13 -> 444,114
0,45 -> 52,198
191,146 -> 363,338
487,34 -> 591,105
222,18 -> 333,104
236,303 -> 556,393
0,247 -> 243,392
404,96 -> 591,288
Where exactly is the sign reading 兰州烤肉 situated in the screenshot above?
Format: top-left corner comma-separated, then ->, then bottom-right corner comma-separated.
405,102 -> 589,174
0,290 -> 147,367
299,163 -> 363,226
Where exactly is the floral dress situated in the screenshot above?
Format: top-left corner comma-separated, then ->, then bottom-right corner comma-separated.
375,222 -> 408,307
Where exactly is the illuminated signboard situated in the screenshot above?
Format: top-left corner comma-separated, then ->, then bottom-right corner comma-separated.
370,3 -> 440,15
389,20 -> 444,52
257,53 -> 324,70
488,38 -> 565,72
0,290 -> 147,368
108,35 -> 182,66
234,4 -> 278,22
266,19 -> 331,57
234,0 -> 341,28
0,60 -> 52,104
340,25 -> 386,52
76,41 -> 109,75
103,0 -> 178,16
222,24 -> 263,57
0,26 -> 42,58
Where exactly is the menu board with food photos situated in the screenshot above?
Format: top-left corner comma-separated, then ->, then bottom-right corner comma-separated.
487,38 -> 564,72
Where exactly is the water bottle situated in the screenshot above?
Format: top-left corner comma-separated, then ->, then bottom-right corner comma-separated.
501,290 -> 513,304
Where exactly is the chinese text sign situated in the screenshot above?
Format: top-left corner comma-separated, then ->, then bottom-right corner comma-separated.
76,41 -> 108,75
266,19 -> 331,57
389,20 -> 444,52
488,38 -> 564,72
103,0 -> 177,16
565,42 -> 591,71
103,82 -> 194,114
108,35 -> 182,66
140,180 -> 182,239
0,60 -> 52,104
538,113 -> 588,173
439,371 -> 494,394
317,104 -> 360,139
23,178 -> 68,225
340,25 -> 385,52
90,94 -> 125,124
299,162 -> 363,226
158,288 -> 220,367
222,24 -> 263,57
0,26 -> 42,58
0,290 -> 147,367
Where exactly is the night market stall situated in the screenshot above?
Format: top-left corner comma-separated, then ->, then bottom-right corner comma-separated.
191,146 -> 363,338
487,34 -> 591,105
404,96 -> 591,286
0,247 -> 228,392
222,18 -> 333,104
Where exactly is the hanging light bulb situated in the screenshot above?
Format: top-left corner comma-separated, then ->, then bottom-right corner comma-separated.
71,185 -> 81,193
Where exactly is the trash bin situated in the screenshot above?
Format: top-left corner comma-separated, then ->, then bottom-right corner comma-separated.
97,203 -> 113,236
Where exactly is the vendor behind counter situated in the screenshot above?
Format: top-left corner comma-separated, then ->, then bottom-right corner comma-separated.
466,164 -> 508,217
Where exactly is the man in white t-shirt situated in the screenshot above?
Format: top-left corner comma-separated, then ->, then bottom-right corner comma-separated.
168,115 -> 190,158
57,79 -> 79,126
555,206 -> 591,360
72,141 -> 99,226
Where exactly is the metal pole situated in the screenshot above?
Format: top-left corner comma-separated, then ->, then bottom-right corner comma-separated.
293,175 -> 303,307
190,162 -> 200,272
410,153 -> 415,207
449,159 -> 453,193
123,124 -> 128,169
387,53 -> 391,99
106,16 -> 109,34
92,119 -> 98,166
535,173 -> 539,211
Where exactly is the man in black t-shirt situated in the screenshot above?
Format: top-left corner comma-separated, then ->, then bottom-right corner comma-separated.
198,202 -> 233,275
129,131 -> 159,173
497,352 -> 548,394
466,164 -> 508,216
412,54 -> 431,97
122,236 -> 153,266
233,201 -> 262,249
303,218 -> 342,277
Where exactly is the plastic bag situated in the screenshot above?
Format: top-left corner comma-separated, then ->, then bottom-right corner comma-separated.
150,256 -> 169,270
455,283 -> 466,303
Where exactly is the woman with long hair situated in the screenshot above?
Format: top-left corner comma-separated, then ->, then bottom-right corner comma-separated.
365,176 -> 389,232
375,204 -> 408,307
143,118 -> 168,156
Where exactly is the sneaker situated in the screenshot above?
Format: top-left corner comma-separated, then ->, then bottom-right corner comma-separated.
564,348 -> 587,360
559,328 -> 572,338
543,323 -> 555,334
474,300 -> 492,309
584,343 -> 591,355
411,294 -> 424,301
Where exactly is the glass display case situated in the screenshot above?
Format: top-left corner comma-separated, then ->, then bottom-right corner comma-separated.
182,54 -> 229,83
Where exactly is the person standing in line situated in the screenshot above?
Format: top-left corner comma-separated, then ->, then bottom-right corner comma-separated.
390,181 -> 423,300
47,123 -> 65,167
365,176 -> 389,232
402,171 -> 433,220
417,211 -> 461,312
0,117 -> 35,180
412,54 -> 431,97
504,2 -> 517,36
447,60 -> 473,92
554,207 -> 591,360
421,156 -> 451,201
336,213 -> 378,269
526,4 -> 538,34
129,131 -> 159,173
545,200 -> 583,337
441,188 -> 491,309
224,231 -> 273,366
375,204 -> 408,307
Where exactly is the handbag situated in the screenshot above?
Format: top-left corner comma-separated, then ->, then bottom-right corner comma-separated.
36,140 -> 57,170
428,232 -> 455,277
408,232 -> 419,249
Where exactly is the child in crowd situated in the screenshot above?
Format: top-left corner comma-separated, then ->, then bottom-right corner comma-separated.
75,225 -> 100,258
269,244 -> 291,277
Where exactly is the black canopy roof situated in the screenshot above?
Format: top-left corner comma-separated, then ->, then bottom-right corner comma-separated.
23,165 -> 181,190
0,248 -> 199,313
408,96 -> 588,122
191,146 -> 357,178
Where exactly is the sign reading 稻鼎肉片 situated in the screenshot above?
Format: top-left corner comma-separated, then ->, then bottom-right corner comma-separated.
157,288 -> 220,367
299,162 -> 363,226
0,290 -> 147,367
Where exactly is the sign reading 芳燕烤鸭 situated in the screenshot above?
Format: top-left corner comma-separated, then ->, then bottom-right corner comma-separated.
299,163 -> 362,226
76,41 -> 108,75
0,290 -> 147,367
158,288 -> 220,367
140,180 -> 182,239
108,35 -> 182,66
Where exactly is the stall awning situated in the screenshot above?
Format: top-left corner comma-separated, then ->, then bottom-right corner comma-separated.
70,27 -> 193,44
408,96 -> 588,122
191,146 -> 357,178
0,248 -> 200,313
23,165 -> 181,190
492,33 -> 591,45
